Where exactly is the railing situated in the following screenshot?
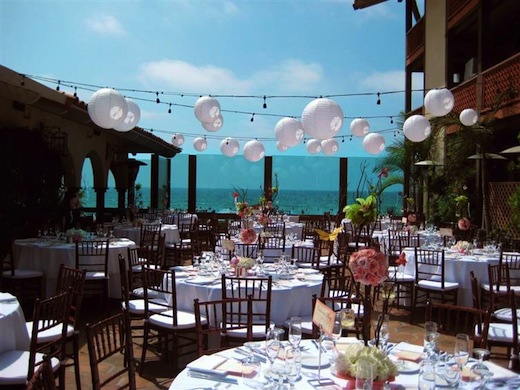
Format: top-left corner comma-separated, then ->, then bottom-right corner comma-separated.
447,0 -> 476,27
406,16 -> 424,63
451,53 -> 520,115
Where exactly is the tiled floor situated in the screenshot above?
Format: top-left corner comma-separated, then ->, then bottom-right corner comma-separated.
64,298 -> 511,390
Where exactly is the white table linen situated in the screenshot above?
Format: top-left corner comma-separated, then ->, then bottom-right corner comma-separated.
173,268 -> 323,326
169,339 -> 519,389
0,293 -> 30,354
13,238 -> 136,298
251,222 -> 304,240
403,248 -> 501,306
113,224 -> 180,245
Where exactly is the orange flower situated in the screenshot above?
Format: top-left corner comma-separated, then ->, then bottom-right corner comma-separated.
396,252 -> 407,267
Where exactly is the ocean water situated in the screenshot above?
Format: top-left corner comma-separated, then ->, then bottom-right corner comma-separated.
82,187 -> 403,215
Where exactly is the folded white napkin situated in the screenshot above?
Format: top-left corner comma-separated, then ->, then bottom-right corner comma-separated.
186,354 -> 228,375
0,292 -> 16,302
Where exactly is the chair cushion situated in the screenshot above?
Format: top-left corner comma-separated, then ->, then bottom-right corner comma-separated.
123,299 -> 169,315
481,284 -> 509,292
148,310 -> 199,330
2,269 -> 43,279
26,321 -> 74,343
493,308 -> 520,323
225,322 -> 275,338
0,350 -> 60,385
417,280 -> 459,291
389,271 -> 415,282
300,316 -> 314,335
85,271 -> 108,279
487,323 -> 520,343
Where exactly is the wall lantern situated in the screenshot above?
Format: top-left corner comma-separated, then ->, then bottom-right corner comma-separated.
113,98 -> 140,132
193,137 -> 207,151
274,117 -> 304,147
306,138 -> 322,154
424,88 -> 454,117
362,133 -> 385,155
350,118 -> 370,137
459,108 -> 478,126
321,139 -> 339,155
171,133 -> 184,147
194,96 -> 221,123
243,140 -> 265,162
201,115 -> 224,132
403,114 -> 431,142
87,88 -> 128,129
301,98 -> 344,140
220,137 -> 239,157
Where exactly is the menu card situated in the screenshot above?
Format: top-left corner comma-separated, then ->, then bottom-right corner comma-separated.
312,299 -> 335,337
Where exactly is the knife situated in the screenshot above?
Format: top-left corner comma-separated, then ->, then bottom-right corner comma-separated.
187,370 -> 238,384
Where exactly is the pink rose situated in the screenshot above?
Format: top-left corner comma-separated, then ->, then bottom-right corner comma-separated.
458,218 -> 471,231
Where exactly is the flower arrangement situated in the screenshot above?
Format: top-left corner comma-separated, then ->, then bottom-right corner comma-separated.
133,217 -> 146,227
396,252 -> 407,267
349,248 -> 389,287
334,344 -> 398,382
240,228 -> 257,244
257,212 -> 271,226
454,240 -> 473,253
230,256 -> 256,269
65,228 -> 87,243
233,189 -> 260,218
457,217 -> 471,231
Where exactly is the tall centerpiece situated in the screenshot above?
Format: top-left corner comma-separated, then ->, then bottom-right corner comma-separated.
233,188 -> 259,244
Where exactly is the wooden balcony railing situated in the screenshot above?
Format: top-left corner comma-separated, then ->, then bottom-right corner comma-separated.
406,16 -> 424,63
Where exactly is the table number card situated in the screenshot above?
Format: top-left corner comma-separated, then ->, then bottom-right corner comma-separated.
312,299 -> 335,337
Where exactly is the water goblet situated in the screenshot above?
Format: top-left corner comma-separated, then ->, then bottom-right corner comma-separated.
242,355 -> 263,389
340,308 -> 356,329
355,359 -> 373,390
423,321 -> 438,354
472,348 -> 493,386
454,333 -> 470,371
418,360 -> 436,390
378,315 -> 390,353
270,344 -> 288,389
285,347 -> 301,390
331,312 -> 342,347
266,327 -> 284,384
288,317 -> 302,349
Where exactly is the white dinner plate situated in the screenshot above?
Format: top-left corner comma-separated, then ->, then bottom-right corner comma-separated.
396,360 -> 420,374
300,354 -> 330,369
185,277 -> 217,285
297,268 -> 320,274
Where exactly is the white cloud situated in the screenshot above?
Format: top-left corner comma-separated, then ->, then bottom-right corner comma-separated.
85,15 -> 126,35
138,58 -> 323,95
138,59 -> 251,94
357,70 -> 405,92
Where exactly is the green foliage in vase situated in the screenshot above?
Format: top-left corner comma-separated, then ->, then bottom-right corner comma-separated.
344,193 -> 378,228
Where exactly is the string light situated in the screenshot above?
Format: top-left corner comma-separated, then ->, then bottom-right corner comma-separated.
168,103 -> 172,114
390,116 -> 393,124
376,92 -> 381,105
73,87 -> 77,97
156,92 -> 160,104
56,80 -> 61,91
250,113 -> 255,122
263,96 -> 267,109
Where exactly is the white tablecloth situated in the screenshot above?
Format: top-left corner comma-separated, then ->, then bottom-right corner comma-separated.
13,238 -> 136,298
173,269 -> 323,326
403,248 -> 501,306
0,293 -> 30,354
113,224 -> 180,245
252,222 -> 304,240
169,339 -> 519,389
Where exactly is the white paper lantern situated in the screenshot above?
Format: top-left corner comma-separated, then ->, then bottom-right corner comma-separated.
274,117 -> 304,147
306,139 -> 322,154
321,139 -> 339,155
403,115 -> 431,142
243,140 -> 265,162
194,96 -> 221,123
424,88 -> 455,117
301,98 -> 344,140
220,137 -> 239,157
350,118 -> 370,137
113,98 -> 140,132
171,133 -> 184,147
193,137 -> 207,151
201,115 -> 224,132
87,88 -> 128,129
459,108 -> 478,126
362,133 -> 385,155
276,142 -> 288,152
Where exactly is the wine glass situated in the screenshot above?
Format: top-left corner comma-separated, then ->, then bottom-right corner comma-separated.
266,327 -> 284,384
423,321 -> 438,355
418,360 -> 436,390
472,348 -> 493,385
269,343 -> 288,389
355,358 -> 373,390
340,308 -> 356,329
285,347 -> 301,390
288,317 -> 302,349
454,333 -> 470,370
378,315 -> 390,353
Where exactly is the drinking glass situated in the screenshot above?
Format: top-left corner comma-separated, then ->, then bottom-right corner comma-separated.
472,348 -> 493,385
285,346 -> 301,390
340,308 -> 356,329
266,327 -> 283,370
355,359 -> 373,390
288,317 -> 302,349
242,356 -> 263,389
454,333 -> 470,370
331,312 -> 342,346
270,344 -> 289,389
423,321 -> 438,354
418,360 -> 436,390
378,314 -> 390,353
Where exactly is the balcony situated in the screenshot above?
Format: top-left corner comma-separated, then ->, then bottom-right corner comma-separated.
451,52 -> 520,118
406,16 -> 424,66
447,0 -> 478,30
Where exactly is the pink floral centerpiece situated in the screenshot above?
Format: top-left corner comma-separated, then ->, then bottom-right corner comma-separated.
349,248 -> 389,287
240,228 -> 257,244
230,256 -> 255,276
458,217 -> 471,231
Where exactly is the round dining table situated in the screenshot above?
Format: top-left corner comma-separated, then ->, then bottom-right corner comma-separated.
172,266 -> 323,326
12,237 -> 136,298
0,293 -> 30,354
113,223 -> 181,245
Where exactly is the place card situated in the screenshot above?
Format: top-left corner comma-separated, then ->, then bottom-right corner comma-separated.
312,299 -> 335,337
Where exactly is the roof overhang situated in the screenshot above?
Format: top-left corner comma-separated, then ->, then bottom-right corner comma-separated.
0,64 -> 181,158
352,0 -> 389,10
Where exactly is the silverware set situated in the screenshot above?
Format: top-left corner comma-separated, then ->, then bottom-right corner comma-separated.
187,370 -> 238,384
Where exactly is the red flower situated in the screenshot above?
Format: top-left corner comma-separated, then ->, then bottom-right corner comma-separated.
407,213 -> 417,223
396,252 -> 407,267
349,249 -> 389,287
233,192 -> 239,198
378,168 -> 389,178
458,217 -> 471,231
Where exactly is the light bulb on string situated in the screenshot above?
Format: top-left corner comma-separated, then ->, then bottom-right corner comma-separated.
376,92 -> 381,105
263,96 -> 267,109
390,116 -> 393,124
250,113 -> 255,122
73,87 -> 77,98
156,92 -> 160,104
168,104 -> 172,114
56,80 -> 61,91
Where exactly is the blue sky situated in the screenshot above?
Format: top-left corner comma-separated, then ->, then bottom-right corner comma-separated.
0,0 -> 418,160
